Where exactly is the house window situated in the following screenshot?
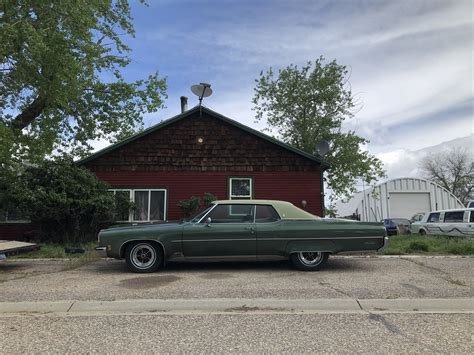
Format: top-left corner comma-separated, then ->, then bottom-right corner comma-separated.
229,178 -> 253,200
109,189 -> 167,222
0,210 -> 29,223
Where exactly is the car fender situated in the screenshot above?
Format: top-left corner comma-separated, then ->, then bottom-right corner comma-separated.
286,239 -> 337,254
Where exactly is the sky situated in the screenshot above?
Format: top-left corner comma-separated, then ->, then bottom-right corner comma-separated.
99,0 -> 473,181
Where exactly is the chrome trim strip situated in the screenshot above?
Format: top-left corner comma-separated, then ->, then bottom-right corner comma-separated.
257,236 -> 384,241
168,255 -> 258,261
180,236 -> 383,243
182,238 -> 255,242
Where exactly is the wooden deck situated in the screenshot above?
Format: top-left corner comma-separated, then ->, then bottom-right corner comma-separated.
0,240 -> 40,257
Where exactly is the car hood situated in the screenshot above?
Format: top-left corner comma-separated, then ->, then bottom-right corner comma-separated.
101,222 -> 183,233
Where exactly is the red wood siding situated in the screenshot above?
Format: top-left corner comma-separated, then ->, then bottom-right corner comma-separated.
94,171 -> 322,219
0,224 -> 34,241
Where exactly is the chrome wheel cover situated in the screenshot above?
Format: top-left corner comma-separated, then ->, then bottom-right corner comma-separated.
297,251 -> 324,266
130,243 -> 156,269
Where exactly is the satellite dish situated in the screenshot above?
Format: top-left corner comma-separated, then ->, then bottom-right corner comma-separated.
316,140 -> 330,156
191,83 -> 212,116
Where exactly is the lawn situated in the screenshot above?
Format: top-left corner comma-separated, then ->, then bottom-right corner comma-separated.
383,234 -> 474,255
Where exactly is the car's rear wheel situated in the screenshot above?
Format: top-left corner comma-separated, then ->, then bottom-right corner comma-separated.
419,229 -> 426,236
291,251 -> 329,271
125,242 -> 162,273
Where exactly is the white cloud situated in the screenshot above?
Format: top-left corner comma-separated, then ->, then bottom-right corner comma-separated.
90,0 -> 473,162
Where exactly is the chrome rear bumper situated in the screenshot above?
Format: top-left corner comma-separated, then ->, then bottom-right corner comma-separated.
378,236 -> 390,252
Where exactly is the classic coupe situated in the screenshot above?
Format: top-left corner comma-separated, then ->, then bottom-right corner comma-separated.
96,200 -> 388,272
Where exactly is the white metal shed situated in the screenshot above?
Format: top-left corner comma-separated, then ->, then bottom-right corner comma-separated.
334,177 -> 464,222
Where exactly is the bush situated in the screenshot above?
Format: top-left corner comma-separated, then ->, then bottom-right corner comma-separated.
178,192 -> 218,218
177,196 -> 201,218
3,158 -> 124,244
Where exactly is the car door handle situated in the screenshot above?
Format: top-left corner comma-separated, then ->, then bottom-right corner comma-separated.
245,227 -> 255,233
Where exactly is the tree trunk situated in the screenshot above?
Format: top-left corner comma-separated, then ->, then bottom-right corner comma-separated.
11,95 -> 48,130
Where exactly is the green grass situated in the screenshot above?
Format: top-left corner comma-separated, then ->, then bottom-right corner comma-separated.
11,241 -> 98,259
7,242 -> 101,272
383,234 -> 474,255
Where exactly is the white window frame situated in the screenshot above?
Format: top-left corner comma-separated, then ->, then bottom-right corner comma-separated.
109,189 -> 167,222
229,177 -> 253,200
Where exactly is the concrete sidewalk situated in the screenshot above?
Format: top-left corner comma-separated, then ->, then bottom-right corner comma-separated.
0,298 -> 472,316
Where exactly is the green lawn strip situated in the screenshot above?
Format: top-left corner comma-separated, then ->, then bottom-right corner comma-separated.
383,234 -> 474,255
10,241 -> 98,259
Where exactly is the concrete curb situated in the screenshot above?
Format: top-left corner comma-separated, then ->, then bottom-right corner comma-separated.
0,298 -> 472,316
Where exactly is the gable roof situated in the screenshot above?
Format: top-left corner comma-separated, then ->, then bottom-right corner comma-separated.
77,105 -> 330,168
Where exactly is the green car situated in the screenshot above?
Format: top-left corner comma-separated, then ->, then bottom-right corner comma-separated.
96,200 -> 388,273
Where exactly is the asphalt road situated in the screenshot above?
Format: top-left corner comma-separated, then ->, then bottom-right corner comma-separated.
1,256 -> 473,353
1,313 -> 472,353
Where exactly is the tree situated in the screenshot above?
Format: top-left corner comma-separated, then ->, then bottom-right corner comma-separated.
421,148 -> 473,205
0,0 -> 166,165
3,158 -> 129,243
177,192 -> 217,218
252,57 -> 385,200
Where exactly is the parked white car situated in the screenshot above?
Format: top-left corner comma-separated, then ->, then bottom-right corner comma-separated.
415,208 -> 474,237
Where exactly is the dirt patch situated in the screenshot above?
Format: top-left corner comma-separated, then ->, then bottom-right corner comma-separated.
200,273 -> 233,280
120,275 -> 180,289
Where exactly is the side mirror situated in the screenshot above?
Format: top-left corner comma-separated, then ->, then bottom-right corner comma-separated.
205,217 -> 212,225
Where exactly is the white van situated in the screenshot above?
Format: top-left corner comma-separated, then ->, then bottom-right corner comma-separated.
415,208 -> 474,237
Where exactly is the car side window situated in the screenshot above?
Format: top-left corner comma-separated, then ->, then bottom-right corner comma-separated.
427,213 -> 440,223
255,205 -> 280,223
470,212 -> 474,223
444,211 -> 464,223
204,204 -> 255,223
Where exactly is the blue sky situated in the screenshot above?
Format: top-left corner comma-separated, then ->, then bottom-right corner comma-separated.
98,0 -> 473,176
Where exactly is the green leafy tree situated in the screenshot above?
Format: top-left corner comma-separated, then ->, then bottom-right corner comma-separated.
4,158 -> 128,243
252,57 -> 385,200
0,0 -> 167,165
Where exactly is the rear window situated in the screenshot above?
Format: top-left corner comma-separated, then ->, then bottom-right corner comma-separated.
255,205 -> 280,223
444,211 -> 464,223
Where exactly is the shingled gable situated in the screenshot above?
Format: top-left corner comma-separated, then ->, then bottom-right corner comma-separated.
77,106 -> 330,170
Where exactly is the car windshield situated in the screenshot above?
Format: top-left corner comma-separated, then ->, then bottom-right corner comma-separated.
189,205 -> 214,223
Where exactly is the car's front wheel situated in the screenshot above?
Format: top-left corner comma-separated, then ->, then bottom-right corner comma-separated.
125,242 -> 162,273
291,251 -> 329,271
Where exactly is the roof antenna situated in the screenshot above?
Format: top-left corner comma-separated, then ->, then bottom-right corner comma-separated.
191,83 -> 212,116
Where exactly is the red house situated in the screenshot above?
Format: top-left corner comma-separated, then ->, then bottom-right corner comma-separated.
79,105 -> 329,221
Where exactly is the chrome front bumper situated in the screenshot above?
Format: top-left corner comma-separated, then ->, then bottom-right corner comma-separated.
95,246 -> 107,258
